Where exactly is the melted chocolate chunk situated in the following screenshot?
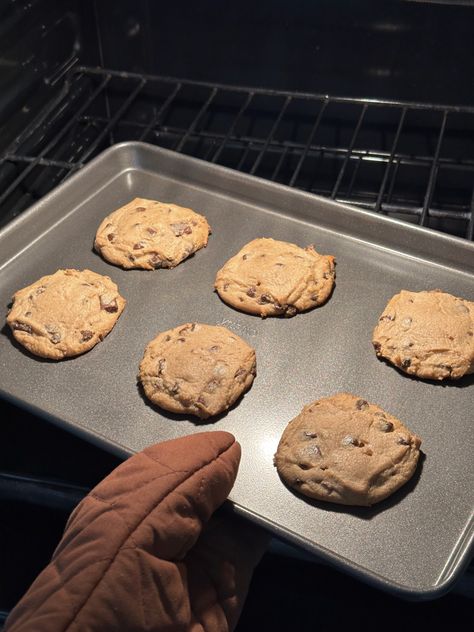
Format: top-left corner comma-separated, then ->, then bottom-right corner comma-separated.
356,399 -> 369,410
80,330 -> 94,343
12,322 -> 32,334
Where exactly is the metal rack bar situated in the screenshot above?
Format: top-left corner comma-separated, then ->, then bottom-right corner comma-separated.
66,114 -> 474,173
375,108 -> 407,213
271,145 -> 290,181
138,82 -> 182,142
289,100 -> 327,187
468,188 -> 474,241
331,104 -> 368,198
0,74 -> 111,208
211,92 -> 254,164
1,65 -> 473,241
420,110 -> 448,227
174,87 -> 218,153
250,96 -> 292,175
75,66 -> 474,114
78,78 -> 146,164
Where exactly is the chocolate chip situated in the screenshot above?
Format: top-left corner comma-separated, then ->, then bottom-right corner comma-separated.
242,254 -> 248,260
440,364 -> 452,373
258,294 -> 272,304
149,253 -> 162,268
177,337 -> 185,342
274,262 -> 284,267
25,311 -> 31,317
303,431 -> 317,439
223,283 -> 229,291
298,463 -> 311,470
170,383 -> 180,395
107,233 -> 115,242
128,255 -> 135,262
234,367 -> 247,381
135,206 -> 146,212
342,435 -> 362,447
147,227 -> 157,235
157,359 -> 166,374
50,332 -> 61,344
356,399 -> 368,410
401,358 -> 411,368
80,330 -> 93,343
379,314 -> 394,322
397,436 -> 410,446
378,420 -> 394,432
101,297 -> 118,313
171,222 -> 192,237
133,242 -> 145,250
165,335 -> 171,342
12,322 -> 32,334
311,293 -> 319,302
246,286 -> 256,298
320,481 -> 333,493
206,380 -> 219,393
285,306 -> 297,317
373,341 -> 381,353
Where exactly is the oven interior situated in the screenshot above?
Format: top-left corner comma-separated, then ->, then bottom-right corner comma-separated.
0,0 -> 473,627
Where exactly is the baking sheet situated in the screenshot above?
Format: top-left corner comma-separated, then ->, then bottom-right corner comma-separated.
0,142 -> 473,599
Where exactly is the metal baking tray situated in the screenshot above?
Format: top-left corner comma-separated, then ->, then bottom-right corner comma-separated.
0,142 -> 473,599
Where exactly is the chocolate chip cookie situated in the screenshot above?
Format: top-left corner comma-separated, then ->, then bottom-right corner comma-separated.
214,238 -> 335,317
94,198 -> 211,270
139,323 -> 256,419
372,290 -> 474,380
6,269 -> 126,360
274,393 -> 422,506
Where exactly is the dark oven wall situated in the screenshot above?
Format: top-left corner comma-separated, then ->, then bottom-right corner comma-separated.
92,0 -> 474,104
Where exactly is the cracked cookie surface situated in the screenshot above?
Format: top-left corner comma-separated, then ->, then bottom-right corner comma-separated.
7,269 -> 126,360
274,393 -> 421,506
372,290 -> 474,380
94,197 -> 211,270
214,237 -> 335,317
139,323 -> 256,419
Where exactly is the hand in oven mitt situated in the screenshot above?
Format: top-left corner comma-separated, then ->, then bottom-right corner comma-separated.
5,431 -> 268,632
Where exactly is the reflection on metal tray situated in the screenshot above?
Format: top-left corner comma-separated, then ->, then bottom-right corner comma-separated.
0,142 -> 473,599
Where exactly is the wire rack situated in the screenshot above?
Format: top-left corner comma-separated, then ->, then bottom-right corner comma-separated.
1,65 -> 473,240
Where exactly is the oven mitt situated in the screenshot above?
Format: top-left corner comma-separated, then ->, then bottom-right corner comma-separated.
5,431 -> 268,632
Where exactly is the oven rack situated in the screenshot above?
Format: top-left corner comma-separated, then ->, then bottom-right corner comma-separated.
0,65 -> 473,240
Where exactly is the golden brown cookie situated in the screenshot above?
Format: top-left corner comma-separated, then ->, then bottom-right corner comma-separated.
214,238 -> 335,317
139,323 -> 256,419
94,198 -> 211,270
274,393 -> 421,507
6,269 -> 126,360
372,290 -> 474,380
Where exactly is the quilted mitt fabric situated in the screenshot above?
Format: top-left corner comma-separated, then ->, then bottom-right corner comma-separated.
6,431 -> 266,632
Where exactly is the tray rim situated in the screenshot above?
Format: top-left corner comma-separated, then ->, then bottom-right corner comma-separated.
0,141 -> 473,601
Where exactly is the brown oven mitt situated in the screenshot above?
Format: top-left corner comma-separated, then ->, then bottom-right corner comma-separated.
5,431 -> 268,632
